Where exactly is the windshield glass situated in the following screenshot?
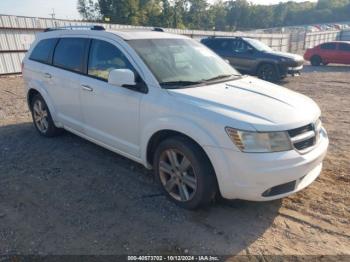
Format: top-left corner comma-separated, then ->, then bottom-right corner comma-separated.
128,38 -> 240,87
245,38 -> 272,52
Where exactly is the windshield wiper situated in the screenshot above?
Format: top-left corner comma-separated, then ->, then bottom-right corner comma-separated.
203,74 -> 241,82
159,80 -> 204,89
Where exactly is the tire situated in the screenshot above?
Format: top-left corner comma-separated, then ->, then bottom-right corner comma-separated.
310,55 -> 322,66
30,94 -> 63,137
257,63 -> 280,82
153,136 -> 218,209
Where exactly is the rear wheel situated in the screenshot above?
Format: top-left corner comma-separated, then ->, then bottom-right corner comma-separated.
257,63 -> 280,82
153,136 -> 217,209
310,55 -> 322,66
30,94 -> 63,137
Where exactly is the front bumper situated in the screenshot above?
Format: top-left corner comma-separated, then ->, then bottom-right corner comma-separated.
279,61 -> 304,76
204,128 -> 328,201
287,65 -> 303,75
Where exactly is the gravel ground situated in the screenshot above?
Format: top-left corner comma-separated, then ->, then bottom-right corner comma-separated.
0,64 -> 349,257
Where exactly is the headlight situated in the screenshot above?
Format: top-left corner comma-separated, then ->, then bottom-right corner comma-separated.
225,127 -> 292,153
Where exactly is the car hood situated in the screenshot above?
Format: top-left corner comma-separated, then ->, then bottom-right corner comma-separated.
268,50 -> 304,61
167,76 -> 320,132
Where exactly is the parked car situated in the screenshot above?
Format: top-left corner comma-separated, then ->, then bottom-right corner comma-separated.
22,26 -> 328,209
304,41 -> 350,66
201,37 -> 304,82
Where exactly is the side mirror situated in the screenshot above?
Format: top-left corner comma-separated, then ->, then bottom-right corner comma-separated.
108,69 -> 136,87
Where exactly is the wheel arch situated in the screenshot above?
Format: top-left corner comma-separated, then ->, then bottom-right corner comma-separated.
26,84 -> 59,125
146,130 -> 204,167
141,118 -> 219,169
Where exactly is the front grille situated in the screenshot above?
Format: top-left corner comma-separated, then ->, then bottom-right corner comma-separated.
288,122 -> 320,153
294,137 -> 315,151
288,124 -> 313,137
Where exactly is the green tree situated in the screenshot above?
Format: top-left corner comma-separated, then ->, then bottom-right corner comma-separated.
97,0 -> 140,25
77,0 -> 99,20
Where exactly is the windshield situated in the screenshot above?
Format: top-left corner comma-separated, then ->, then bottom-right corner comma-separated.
245,38 -> 272,52
128,38 -> 240,88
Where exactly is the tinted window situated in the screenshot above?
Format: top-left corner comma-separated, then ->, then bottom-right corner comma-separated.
53,38 -> 88,73
88,39 -> 134,80
339,43 -> 350,52
30,38 -> 57,63
232,40 -> 254,53
320,43 -> 336,50
203,39 -> 231,52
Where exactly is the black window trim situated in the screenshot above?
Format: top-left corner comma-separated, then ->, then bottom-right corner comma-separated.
29,36 -> 148,94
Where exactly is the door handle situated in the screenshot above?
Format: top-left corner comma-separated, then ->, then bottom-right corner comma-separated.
81,84 -> 93,92
44,73 -> 52,79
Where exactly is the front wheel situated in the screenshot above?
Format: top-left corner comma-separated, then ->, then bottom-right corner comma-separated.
310,55 -> 322,66
153,136 -> 217,209
257,64 -> 280,82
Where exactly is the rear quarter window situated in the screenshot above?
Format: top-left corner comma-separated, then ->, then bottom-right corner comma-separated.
29,38 -> 58,64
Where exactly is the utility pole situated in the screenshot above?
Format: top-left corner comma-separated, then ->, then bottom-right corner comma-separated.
49,8 -> 56,19
49,8 -> 56,28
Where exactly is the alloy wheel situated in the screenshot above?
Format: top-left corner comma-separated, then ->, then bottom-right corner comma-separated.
158,149 -> 197,202
33,99 -> 49,133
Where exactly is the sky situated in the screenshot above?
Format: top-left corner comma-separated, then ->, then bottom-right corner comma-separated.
0,0 -> 318,20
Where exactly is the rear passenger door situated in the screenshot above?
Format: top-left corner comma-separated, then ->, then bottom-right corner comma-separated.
79,38 -> 143,157
49,37 -> 89,133
338,43 -> 350,65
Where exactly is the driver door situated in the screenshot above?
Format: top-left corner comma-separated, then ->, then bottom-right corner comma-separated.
79,38 -> 143,157
229,39 -> 256,72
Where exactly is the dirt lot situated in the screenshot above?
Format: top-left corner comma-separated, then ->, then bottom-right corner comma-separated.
0,65 -> 349,257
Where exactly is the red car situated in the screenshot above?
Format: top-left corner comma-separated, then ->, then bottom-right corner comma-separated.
304,41 -> 350,66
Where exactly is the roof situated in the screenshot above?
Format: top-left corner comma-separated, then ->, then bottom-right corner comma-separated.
106,29 -> 188,40
39,27 -> 189,41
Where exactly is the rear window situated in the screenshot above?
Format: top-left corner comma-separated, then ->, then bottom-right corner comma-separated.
320,43 -> 336,50
53,38 -> 89,73
29,38 -> 58,64
339,43 -> 350,52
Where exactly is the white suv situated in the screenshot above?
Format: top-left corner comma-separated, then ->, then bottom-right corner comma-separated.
23,26 -> 329,209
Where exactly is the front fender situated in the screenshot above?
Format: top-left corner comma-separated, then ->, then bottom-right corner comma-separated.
140,116 -> 219,167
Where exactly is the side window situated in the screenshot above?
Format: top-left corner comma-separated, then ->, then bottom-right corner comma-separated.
218,40 -> 232,52
88,39 -> 134,81
206,39 -> 230,52
29,38 -> 58,64
53,38 -> 88,73
233,40 -> 252,53
320,43 -> 336,50
339,43 -> 350,52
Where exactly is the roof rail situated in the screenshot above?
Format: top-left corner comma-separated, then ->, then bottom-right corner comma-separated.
44,25 -> 105,32
208,35 -> 241,39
